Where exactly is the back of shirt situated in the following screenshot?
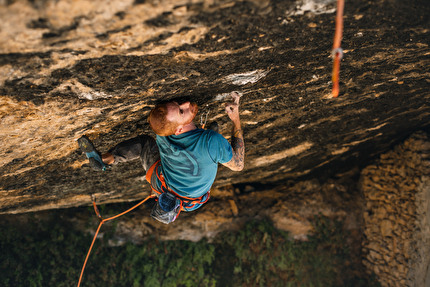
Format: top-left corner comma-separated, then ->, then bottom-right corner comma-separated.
155,129 -> 233,198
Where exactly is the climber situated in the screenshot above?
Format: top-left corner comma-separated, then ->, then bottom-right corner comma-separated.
78,91 -> 244,224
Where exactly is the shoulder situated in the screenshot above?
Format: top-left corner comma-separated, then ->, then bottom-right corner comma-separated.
205,130 -> 232,158
202,129 -> 223,139
203,129 -> 229,145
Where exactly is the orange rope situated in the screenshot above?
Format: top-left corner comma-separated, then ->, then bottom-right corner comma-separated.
332,0 -> 345,98
77,194 -> 155,287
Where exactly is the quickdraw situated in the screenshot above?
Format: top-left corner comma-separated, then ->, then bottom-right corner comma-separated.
200,109 -> 210,129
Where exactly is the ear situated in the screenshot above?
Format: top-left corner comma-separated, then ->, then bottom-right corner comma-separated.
174,125 -> 183,135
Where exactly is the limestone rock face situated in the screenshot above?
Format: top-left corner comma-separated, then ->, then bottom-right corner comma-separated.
0,0 -> 430,216
361,132 -> 430,287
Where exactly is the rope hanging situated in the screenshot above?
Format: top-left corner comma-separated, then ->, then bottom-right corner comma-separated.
331,0 -> 345,98
77,194 -> 155,287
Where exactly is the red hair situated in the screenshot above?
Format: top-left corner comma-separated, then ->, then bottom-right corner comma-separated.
148,103 -> 178,136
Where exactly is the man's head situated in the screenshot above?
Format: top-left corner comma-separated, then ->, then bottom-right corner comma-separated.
148,101 -> 198,136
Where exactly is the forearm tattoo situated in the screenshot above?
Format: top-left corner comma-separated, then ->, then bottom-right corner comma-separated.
231,130 -> 245,170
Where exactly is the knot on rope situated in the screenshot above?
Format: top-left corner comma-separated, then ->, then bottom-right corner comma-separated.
331,47 -> 344,60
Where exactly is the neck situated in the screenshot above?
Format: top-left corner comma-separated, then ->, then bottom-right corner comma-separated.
177,122 -> 197,135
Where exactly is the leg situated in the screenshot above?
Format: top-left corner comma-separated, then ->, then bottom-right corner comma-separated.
106,135 -> 160,172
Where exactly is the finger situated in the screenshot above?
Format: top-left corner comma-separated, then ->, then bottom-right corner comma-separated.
227,107 -> 235,113
230,91 -> 241,104
226,104 -> 237,112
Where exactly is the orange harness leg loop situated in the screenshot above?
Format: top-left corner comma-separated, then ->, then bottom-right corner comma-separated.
146,159 -> 160,184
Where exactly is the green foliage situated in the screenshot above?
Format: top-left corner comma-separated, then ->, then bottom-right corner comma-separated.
0,210 -> 377,287
217,216 -> 380,287
0,214 -> 92,287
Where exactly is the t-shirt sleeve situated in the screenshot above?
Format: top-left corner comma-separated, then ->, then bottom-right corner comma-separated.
207,131 -> 233,164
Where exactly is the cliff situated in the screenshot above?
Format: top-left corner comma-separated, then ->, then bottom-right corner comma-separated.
1,1 -> 430,285
361,132 -> 430,287
1,0 -> 429,214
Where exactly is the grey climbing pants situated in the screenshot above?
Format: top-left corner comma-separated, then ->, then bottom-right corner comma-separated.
109,135 -> 160,173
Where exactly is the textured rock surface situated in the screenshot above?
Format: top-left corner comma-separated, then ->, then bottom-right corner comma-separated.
360,132 -> 430,287
0,0 -> 429,216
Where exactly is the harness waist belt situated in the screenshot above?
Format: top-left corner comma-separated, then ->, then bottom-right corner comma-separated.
145,160 -> 210,210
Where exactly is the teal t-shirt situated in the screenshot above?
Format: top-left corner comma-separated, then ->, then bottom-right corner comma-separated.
155,129 -> 233,198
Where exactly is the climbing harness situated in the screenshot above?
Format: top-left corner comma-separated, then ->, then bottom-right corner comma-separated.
77,194 -> 155,287
146,160 -> 210,223
331,0 -> 345,98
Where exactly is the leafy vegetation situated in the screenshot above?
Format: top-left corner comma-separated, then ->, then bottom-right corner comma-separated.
214,217 -> 377,287
0,208 -> 377,287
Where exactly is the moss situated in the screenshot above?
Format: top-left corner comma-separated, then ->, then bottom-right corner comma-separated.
0,213 -> 377,287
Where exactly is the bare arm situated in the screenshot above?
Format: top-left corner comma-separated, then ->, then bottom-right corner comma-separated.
222,92 -> 245,171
